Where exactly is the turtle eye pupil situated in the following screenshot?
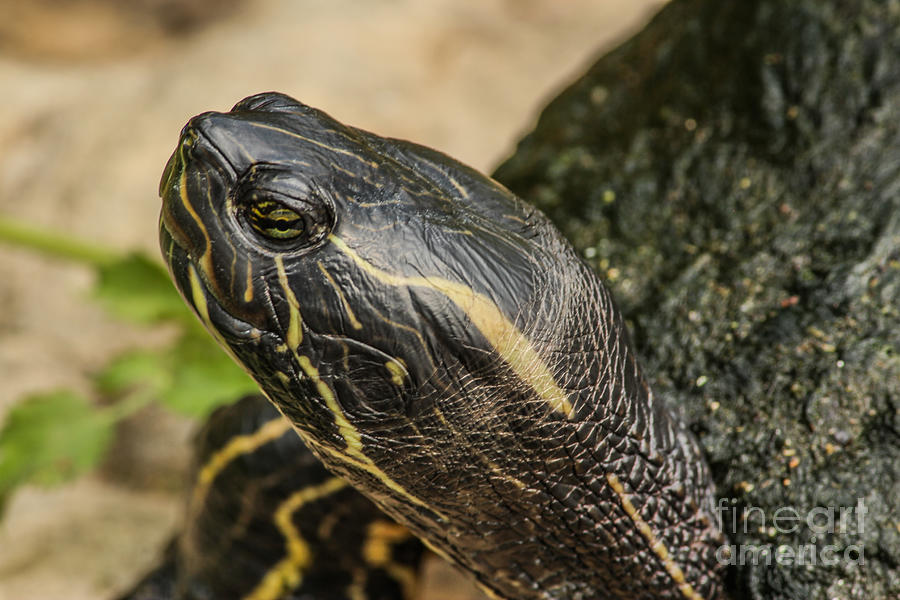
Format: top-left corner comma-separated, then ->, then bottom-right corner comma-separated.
233,166 -> 333,251
246,198 -> 305,240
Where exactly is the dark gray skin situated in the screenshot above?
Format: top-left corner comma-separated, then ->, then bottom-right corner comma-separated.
159,92 -> 727,600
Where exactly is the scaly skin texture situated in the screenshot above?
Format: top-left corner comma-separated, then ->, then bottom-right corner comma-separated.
159,93 -> 727,599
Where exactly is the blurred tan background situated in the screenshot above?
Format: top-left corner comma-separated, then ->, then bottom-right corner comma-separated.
0,1 -> 663,598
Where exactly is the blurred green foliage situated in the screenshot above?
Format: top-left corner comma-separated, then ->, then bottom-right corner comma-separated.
0,217 -> 257,513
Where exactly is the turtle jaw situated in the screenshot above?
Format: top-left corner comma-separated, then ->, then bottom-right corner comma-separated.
159,219 -> 271,347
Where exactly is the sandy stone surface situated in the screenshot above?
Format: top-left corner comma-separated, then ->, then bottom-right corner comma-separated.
0,1 -> 663,598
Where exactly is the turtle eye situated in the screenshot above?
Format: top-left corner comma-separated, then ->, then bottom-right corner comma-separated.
245,196 -> 305,240
232,165 -> 334,251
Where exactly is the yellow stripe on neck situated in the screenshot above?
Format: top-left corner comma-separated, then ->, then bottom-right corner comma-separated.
361,521 -> 419,599
606,473 -> 705,600
190,417 -> 292,519
243,477 -> 348,600
291,354 -> 442,518
328,234 -> 574,419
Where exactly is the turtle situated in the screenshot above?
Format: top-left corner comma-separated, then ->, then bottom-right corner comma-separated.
148,90 -> 726,600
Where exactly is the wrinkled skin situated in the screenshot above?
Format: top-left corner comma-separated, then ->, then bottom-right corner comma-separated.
159,92 -> 726,600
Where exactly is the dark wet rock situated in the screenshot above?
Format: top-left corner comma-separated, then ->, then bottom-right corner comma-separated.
495,1 -> 900,598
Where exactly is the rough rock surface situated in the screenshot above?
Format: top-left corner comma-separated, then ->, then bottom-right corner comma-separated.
495,1 -> 900,598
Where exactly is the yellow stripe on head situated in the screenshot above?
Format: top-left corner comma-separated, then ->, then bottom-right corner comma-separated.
244,260 -> 255,303
317,261 -> 364,330
384,358 -> 407,386
178,166 -> 215,278
188,265 -> 246,367
275,256 -> 303,349
328,234 -> 575,419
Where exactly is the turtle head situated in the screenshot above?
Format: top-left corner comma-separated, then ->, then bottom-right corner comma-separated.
160,91 -> 579,450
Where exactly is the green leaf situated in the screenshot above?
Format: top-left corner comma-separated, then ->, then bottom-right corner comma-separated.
0,221 -> 265,513
96,350 -> 171,397
94,252 -> 192,325
0,391 -> 114,511
0,221 -> 264,510
158,329 -> 259,418
96,331 -> 260,419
